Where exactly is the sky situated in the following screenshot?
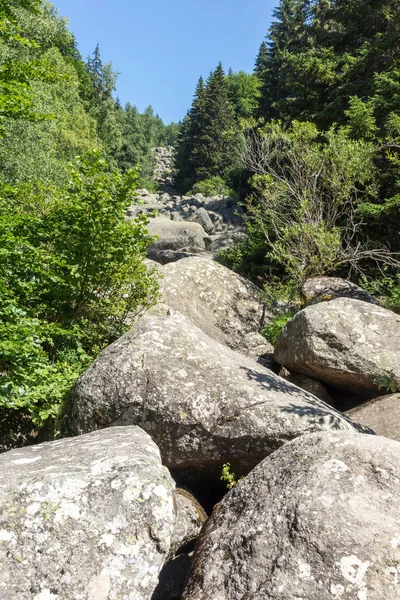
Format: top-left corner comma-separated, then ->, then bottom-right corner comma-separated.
53,0 -> 276,124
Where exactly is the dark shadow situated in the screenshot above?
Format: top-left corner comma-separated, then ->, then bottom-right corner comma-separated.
238,365 -> 376,435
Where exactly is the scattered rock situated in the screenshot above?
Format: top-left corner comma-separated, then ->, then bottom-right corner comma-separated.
183,431 -> 400,600
346,393 -> 400,441
67,307 -> 372,476
274,298 -> 400,395
302,276 -> 376,305
0,427 -> 175,600
188,207 -> 215,235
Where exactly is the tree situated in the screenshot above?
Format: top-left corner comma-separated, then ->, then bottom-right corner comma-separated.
174,76 -> 207,191
175,65 -> 237,192
0,151 -> 157,426
254,41 -> 268,76
241,121 -> 399,283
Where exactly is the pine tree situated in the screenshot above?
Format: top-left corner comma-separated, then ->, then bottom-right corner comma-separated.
175,76 -> 207,191
254,41 -> 268,76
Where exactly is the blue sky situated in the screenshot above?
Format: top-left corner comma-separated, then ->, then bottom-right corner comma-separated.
53,0 -> 276,124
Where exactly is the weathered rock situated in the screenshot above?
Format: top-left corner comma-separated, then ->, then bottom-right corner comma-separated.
159,256 -> 271,357
188,207 -> 215,235
285,373 -> 335,406
208,230 -> 247,254
0,427 -> 176,600
183,431 -> 400,600
147,217 -> 211,258
346,393 -> 400,441
149,249 -> 200,265
170,488 -> 207,557
274,298 -> 400,394
67,307 -> 371,474
302,276 -> 377,305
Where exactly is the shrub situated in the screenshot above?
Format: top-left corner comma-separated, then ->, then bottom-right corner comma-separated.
0,151 -> 158,429
190,176 -> 234,198
241,121 -> 399,283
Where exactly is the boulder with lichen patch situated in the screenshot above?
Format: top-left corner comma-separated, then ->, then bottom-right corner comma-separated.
183,431 -> 400,600
274,298 -> 400,395
301,276 -> 376,305
0,427 -> 175,600
67,307 -> 371,476
159,256 -> 272,360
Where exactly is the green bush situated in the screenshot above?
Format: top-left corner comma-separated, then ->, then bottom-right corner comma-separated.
261,313 -> 294,346
0,151 -> 158,429
190,176 -> 234,198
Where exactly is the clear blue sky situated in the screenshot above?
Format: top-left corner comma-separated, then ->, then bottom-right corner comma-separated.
53,0 -> 276,124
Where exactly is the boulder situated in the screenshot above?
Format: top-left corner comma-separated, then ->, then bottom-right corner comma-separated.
147,217 -> 211,257
183,431 -> 400,600
346,393 -> 400,441
188,207 -> 215,235
274,298 -> 400,394
285,373 -> 335,406
170,488 -> 207,557
0,427 -> 176,600
67,307 -> 371,475
159,256 -> 271,357
302,276 -> 376,304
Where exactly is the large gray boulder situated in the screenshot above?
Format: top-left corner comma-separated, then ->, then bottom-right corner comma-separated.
147,217 -> 211,258
274,298 -> 400,394
159,256 -> 272,358
0,427 -> 176,600
67,307 -> 371,474
346,393 -> 400,441
302,276 -> 376,304
183,431 -> 400,600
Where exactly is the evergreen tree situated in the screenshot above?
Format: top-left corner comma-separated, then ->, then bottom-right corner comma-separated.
176,65 -> 237,192
254,41 -> 268,76
174,76 -> 207,191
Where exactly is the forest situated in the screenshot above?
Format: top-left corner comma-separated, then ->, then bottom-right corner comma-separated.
1,0 -> 400,443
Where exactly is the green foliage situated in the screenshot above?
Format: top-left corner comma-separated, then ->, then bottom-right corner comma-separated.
261,313 -> 293,346
190,176 -> 234,197
175,65 -> 238,193
374,370 -> 398,394
0,151 -> 157,427
358,271 -> 400,314
220,463 -> 243,490
245,121 -> 379,283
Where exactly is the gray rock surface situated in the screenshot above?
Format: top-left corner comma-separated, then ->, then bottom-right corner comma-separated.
170,488 -> 207,557
183,431 -> 400,600
346,393 -> 400,441
274,298 -> 400,394
0,427 -> 176,600
67,307 -> 371,474
285,373 -> 335,406
159,256 -> 272,358
147,217 -> 211,257
188,207 -> 215,235
302,276 -> 377,304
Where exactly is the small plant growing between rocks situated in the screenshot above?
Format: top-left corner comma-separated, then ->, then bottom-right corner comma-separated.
220,463 -> 243,490
374,370 -> 398,394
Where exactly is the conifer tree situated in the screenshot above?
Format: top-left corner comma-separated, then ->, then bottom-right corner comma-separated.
174,76 -> 206,191
254,41 -> 268,76
175,65 -> 237,192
